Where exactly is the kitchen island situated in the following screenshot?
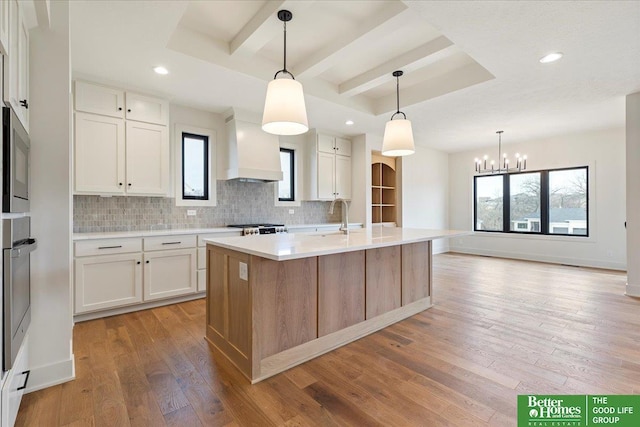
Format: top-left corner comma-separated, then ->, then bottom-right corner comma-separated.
204,227 -> 467,383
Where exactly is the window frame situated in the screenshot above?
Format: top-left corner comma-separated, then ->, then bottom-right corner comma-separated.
278,147 -> 295,202
473,166 -> 589,238
181,132 -> 209,201
174,124 -> 217,207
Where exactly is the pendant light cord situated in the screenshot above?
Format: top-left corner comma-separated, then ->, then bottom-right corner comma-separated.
274,15 -> 295,80
390,71 -> 406,120
283,19 -> 287,73
396,73 -> 400,114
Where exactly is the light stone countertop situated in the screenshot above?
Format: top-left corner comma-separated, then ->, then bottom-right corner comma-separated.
72,227 -> 238,241
204,228 -> 471,261
71,223 -> 363,241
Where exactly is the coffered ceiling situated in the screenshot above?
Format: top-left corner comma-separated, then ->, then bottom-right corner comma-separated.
69,1 -> 640,152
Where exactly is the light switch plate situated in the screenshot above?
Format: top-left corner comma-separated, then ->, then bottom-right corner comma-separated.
187,209 -> 196,216
239,262 -> 248,281
289,209 -> 295,214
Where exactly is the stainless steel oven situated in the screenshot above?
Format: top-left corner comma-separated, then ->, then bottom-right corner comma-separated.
3,217 -> 36,371
3,106 -> 30,213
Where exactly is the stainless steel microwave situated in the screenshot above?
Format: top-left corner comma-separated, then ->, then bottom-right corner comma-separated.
2,106 -> 30,213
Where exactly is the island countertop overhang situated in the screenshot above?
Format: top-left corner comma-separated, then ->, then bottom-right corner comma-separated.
203,228 -> 471,261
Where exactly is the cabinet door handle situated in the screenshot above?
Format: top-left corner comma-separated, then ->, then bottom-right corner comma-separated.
128,183 -> 132,186
118,182 -> 123,186
19,99 -> 28,109
146,260 -> 150,264
137,261 -> 141,264
98,245 -> 122,250
17,370 -> 30,391
118,107 -> 123,111
161,241 -> 182,245
127,109 -> 132,113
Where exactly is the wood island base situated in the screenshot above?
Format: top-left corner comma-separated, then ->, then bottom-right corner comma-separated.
205,240 -> 432,383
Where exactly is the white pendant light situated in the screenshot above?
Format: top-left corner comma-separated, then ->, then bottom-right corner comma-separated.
262,10 -> 309,136
382,70 -> 415,156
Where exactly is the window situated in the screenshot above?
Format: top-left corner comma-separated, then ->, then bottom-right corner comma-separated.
174,124 -> 216,207
278,148 -> 294,202
475,175 -> 503,231
474,166 -> 588,237
182,133 -> 208,200
548,168 -> 588,236
509,172 -> 541,233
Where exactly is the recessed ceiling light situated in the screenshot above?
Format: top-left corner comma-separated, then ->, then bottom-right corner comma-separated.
539,52 -> 563,63
153,66 -> 169,75
345,120 -> 354,125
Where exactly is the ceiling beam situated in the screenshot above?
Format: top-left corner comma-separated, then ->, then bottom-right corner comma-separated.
229,1 -> 315,56
372,62 -> 495,115
295,1 -> 408,78
34,0 -> 51,29
338,36 -> 455,97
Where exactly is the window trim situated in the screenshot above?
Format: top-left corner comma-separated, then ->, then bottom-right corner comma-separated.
174,124 -> 217,207
181,132 -> 209,201
278,148 -> 295,202
474,166 -> 589,238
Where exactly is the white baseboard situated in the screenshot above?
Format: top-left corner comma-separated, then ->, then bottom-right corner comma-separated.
625,283 -> 640,297
24,356 -> 75,393
447,246 -> 626,271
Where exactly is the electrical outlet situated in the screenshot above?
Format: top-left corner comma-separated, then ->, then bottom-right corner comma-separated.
289,209 -> 295,214
187,209 -> 197,216
239,262 -> 248,281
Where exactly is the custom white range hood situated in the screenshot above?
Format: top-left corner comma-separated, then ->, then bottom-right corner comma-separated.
224,109 -> 283,182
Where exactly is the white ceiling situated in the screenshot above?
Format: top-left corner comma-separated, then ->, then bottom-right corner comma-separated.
69,1 -> 640,153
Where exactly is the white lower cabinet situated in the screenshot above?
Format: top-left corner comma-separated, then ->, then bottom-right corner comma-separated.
74,253 -> 143,313
143,248 -> 196,301
73,232 -> 241,318
1,332 -> 29,427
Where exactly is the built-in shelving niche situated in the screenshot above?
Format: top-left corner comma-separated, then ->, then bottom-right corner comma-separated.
371,153 -> 397,225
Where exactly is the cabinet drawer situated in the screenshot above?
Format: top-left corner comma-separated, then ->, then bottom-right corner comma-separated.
144,234 -> 196,251
198,232 -> 241,247
75,237 -> 142,257
2,332 -> 30,427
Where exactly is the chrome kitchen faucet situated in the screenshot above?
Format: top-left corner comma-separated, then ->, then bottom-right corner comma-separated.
329,198 -> 349,235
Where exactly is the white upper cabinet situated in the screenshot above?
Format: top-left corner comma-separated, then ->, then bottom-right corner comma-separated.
73,81 -> 170,196
3,0 -> 29,131
74,81 -> 125,118
74,112 -> 126,194
125,121 -> 169,195
125,92 -> 169,125
305,131 -> 352,201
0,0 -> 9,55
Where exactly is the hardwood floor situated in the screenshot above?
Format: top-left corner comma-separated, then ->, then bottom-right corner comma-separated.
16,253 -> 638,426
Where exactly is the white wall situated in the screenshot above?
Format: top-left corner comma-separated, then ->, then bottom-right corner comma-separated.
448,127 -> 626,270
349,134 -> 371,225
399,146 -> 450,253
28,0 -> 74,390
626,92 -> 640,295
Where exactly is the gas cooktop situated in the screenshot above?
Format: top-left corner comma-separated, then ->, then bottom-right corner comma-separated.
227,224 -> 286,236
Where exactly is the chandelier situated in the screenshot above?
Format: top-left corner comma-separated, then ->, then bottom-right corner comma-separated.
474,131 -> 527,174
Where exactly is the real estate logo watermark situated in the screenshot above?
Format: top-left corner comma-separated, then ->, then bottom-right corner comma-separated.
518,395 -> 640,427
